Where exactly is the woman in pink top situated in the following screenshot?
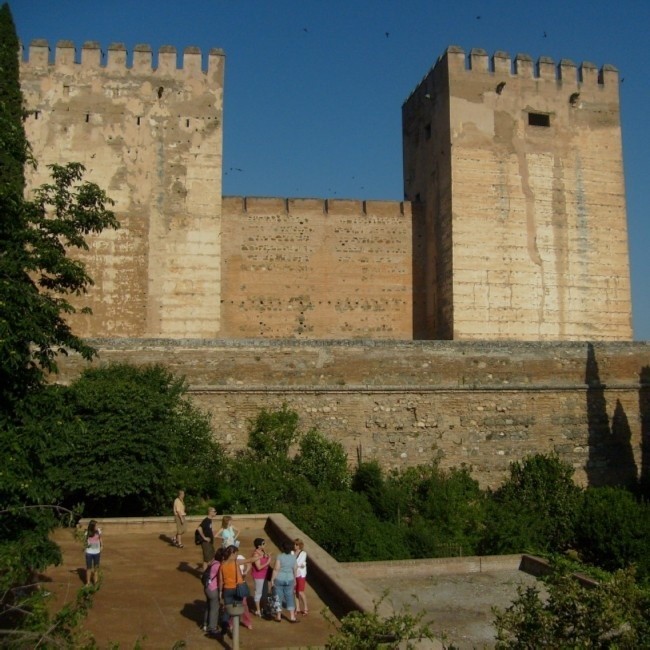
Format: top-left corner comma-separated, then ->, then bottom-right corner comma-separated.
250,537 -> 272,617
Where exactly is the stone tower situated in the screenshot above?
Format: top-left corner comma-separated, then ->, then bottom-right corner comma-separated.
20,40 -> 225,338
402,46 -> 632,340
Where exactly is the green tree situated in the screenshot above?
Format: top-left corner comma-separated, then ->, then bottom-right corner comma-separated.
0,2 -> 27,193
480,454 -> 581,555
247,403 -> 299,462
41,364 -> 220,516
293,428 -> 351,491
0,3 -> 117,640
1,0 -> 118,407
0,161 -> 118,406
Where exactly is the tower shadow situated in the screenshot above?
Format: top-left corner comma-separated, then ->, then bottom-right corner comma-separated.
585,343 -> 637,487
640,366 -> 650,496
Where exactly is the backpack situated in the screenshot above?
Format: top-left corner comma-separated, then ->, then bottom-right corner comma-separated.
202,562 -> 216,589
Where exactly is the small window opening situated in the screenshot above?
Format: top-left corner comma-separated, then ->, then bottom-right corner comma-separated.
186,118 -> 190,127
136,116 -> 141,126
424,123 -> 432,140
33,110 -> 40,120
528,112 -> 550,127
157,86 -> 164,99
85,113 -> 90,123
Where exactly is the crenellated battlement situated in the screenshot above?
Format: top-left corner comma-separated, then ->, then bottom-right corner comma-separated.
223,196 -> 411,218
405,45 -> 619,103
446,45 -> 619,85
20,39 -> 224,76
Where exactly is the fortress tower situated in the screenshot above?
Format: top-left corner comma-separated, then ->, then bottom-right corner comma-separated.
19,42 -> 632,341
20,40 -> 225,338
403,46 -> 632,340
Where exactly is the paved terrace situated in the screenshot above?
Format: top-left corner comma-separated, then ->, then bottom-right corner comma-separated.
45,515 -> 543,649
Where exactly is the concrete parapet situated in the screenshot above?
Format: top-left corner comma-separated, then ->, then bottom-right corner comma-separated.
345,554 -> 523,579
265,513 -> 394,619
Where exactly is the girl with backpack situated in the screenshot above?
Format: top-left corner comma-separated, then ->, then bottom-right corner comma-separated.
203,548 -> 225,636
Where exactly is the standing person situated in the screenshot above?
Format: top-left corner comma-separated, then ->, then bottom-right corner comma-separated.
203,548 -> 224,636
270,540 -> 298,623
84,520 -> 102,586
251,537 -> 271,617
173,489 -> 186,548
218,545 -> 257,635
216,515 -> 240,549
236,550 -> 254,629
195,507 -> 217,571
294,538 -> 308,615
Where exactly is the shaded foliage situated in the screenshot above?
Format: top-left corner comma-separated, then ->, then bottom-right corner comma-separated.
494,565 -> 650,649
574,486 -> 650,578
480,454 -> 582,555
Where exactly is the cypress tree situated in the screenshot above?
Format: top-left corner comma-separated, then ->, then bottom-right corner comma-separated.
0,1 -> 28,195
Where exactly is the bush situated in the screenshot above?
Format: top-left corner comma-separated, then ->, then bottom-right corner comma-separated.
247,404 -> 299,462
480,454 -> 581,555
289,489 -> 406,561
293,428 -> 351,491
326,599 -> 436,650
574,486 -> 650,579
494,566 -> 650,648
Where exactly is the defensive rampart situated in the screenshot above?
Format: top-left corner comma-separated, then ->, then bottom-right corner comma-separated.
55,339 -> 650,488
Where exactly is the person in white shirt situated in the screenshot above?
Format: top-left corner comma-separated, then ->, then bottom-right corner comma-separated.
293,538 -> 308,615
173,489 -> 186,548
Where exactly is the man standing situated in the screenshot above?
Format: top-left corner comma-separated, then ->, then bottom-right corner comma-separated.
196,507 -> 217,570
173,490 -> 186,548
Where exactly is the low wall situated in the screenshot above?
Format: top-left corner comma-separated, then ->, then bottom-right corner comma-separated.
57,339 -> 650,488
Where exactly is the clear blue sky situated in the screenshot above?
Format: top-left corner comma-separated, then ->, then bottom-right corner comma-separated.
11,0 -> 649,340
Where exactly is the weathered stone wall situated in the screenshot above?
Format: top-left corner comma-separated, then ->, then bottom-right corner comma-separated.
19,42 -> 633,343
220,197 -> 425,339
403,47 -> 632,341
54,339 -> 650,488
20,40 -> 224,338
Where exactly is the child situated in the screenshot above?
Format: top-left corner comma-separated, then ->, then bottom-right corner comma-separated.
84,520 -> 102,585
216,515 -> 240,549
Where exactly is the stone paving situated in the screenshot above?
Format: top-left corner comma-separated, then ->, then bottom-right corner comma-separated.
45,521 -> 542,649
47,526 -> 334,649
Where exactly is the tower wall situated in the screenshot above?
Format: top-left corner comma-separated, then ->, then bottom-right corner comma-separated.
20,40 -> 225,338
220,197 -> 426,339
403,47 -> 632,341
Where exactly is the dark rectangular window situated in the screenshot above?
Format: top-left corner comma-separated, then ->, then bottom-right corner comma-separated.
528,112 -> 550,127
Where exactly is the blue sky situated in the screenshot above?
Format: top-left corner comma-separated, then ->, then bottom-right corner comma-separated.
11,0 -> 649,340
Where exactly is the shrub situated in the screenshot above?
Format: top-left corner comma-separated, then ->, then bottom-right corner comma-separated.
480,454 -> 581,555
326,598 -> 436,650
574,486 -> 650,579
293,428 -> 351,491
494,566 -> 650,648
289,489 -> 406,561
247,404 -> 299,462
